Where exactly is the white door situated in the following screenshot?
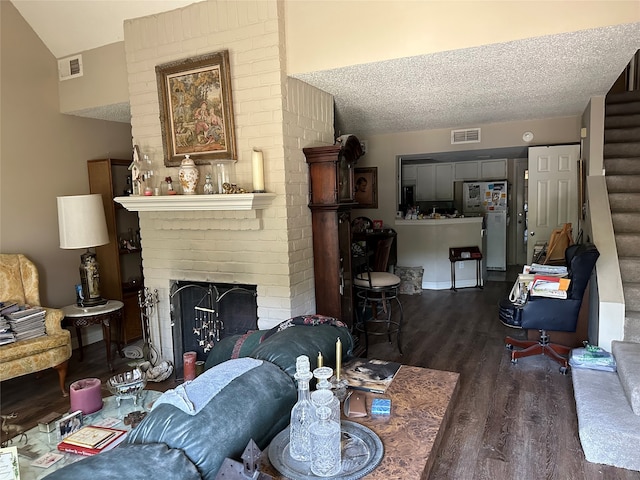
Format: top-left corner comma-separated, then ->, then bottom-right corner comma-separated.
527,145 -> 580,263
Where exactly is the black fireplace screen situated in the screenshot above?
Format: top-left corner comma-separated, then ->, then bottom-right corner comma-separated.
170,281 -> 257,378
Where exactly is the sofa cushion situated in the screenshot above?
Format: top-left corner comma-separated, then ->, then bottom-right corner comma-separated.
0,332 -> 70,363
204,330 -> 265,370
251,323 -> 353,379
42,442 -> 201,480
0,253 -> 40,305
611,340 -> 640,415
126,359 -> 296,480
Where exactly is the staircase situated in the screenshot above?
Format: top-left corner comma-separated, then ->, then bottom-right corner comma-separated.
605,90 -> 640,342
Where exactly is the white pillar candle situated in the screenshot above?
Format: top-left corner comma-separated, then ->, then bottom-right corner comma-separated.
252,149 -> 265,192
336,338 -> 342,381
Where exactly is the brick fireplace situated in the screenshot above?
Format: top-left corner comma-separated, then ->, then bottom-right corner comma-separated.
121,1 -> 336,366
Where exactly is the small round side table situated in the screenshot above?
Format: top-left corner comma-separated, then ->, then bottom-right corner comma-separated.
62,300 -> 124,372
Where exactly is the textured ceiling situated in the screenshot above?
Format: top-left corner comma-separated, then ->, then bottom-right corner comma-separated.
11,0 -> 640,137
294,23 -> 640,136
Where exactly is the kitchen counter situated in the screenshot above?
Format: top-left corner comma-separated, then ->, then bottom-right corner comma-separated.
394,216 -> 484,290
395,216 -> 483,226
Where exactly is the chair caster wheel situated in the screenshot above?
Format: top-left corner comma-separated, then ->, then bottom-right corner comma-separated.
511,357 -> 518,364
505,343 -> 513,351
559,366 -> 569,375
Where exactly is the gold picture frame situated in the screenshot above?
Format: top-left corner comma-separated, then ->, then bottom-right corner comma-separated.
353,167 -> 378,209
156,50 -> 237,166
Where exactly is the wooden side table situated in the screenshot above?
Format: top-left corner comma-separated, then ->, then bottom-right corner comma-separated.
449,246 -> 483,291
62,300 -> 124,371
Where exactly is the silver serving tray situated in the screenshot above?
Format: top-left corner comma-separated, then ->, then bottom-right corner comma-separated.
268,420 -> 383,480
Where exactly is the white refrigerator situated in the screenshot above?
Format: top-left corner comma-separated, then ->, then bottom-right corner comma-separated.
462,181 -> 508,271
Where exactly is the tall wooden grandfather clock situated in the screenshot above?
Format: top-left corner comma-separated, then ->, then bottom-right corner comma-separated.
304,136 -> 363,329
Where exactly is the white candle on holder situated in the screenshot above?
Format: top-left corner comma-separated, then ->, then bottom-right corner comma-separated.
335,338 -> 342,381
252,148 -> 265,192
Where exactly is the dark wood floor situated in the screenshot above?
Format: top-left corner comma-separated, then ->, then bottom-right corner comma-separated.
2,274 -> 639,479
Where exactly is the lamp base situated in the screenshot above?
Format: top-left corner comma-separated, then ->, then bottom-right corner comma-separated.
79,250 -> 107,307
80,296 -> 108,307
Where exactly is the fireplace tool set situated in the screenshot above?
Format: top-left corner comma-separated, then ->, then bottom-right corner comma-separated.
138,287 -> 173,382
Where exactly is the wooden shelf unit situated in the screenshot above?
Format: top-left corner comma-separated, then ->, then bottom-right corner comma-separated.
88,158 -> 144,344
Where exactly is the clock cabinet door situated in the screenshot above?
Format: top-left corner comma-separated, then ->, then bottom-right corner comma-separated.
338,155 -> 354,203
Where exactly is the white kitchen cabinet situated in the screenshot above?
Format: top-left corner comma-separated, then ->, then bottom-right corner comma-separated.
454,161 -> 479,180
416,163 -> 454,201
435,163 -> 454,200
416,164 -> 435,201
480,159 -> 507,180
402,164 -> 417,181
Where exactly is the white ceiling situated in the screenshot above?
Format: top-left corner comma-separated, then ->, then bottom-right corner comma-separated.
10,1 -> 640,142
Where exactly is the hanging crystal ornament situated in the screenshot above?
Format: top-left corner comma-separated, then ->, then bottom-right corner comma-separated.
289,355 -> 314,461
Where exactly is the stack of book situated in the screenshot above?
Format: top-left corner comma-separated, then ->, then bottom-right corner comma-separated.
5,306 -> 46,341
57,426 -> 127,456
529,275 -> 571,299
529,263 -> 568,276
0,316 -> 15,345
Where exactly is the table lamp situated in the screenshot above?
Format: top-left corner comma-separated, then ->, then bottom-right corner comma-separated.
57,194 -> 109,307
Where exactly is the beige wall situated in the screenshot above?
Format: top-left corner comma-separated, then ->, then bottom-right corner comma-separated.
0,1 -> 132,309
285,1 -> 640,73
58,42 -> 129,116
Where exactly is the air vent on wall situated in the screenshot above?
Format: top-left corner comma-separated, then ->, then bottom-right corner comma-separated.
58,54 -> 83,81
451,128 -> 481,145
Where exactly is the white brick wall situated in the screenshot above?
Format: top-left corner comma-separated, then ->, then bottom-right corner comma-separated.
123,0 -> 334,363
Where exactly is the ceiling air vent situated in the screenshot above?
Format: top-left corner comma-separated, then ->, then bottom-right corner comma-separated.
451,128 -> 481,145
58,54 -> 83,81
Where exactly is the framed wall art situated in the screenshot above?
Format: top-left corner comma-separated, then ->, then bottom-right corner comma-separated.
353,167 -> 378,209
156,50 -> 237,166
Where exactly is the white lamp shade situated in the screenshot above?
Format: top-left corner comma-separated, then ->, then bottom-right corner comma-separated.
57,194 -> 109,249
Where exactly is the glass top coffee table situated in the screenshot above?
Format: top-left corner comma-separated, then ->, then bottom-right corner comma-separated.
16,389 -> 162,479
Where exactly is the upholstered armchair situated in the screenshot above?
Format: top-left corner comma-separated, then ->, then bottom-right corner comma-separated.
0,254 -> 71,395
501,243 -> 599,373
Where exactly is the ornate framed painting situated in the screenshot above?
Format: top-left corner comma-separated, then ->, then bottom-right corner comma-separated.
353,167 -> 378,209
156,50 -> 237,166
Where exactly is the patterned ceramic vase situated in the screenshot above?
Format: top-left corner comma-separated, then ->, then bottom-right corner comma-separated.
179,155 -> 199,194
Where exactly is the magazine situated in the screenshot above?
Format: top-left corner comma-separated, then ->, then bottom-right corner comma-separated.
529,275 -> 570,299
341,358 -> 401,394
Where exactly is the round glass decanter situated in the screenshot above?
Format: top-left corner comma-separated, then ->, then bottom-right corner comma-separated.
310,389 -> 342,477
289,355 -> 314,461
313,366 -> 340,424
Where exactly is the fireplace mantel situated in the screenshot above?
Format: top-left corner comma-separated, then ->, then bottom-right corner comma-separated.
114,193 -> 276,212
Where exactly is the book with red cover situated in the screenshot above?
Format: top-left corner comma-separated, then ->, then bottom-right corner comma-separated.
57,426 -> 127,456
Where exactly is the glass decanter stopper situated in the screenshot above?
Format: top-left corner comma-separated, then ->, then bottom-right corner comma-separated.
290,355 -> 314,461
310,389 -> 342,477
313,366 -> 340,424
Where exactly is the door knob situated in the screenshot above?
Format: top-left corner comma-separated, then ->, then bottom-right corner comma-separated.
530,231 -> 535,236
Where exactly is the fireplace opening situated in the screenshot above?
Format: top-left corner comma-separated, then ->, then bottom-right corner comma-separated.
170,281 -> 257,379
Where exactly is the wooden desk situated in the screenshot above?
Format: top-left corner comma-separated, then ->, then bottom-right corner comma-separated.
262,365 -> 460,479
62,300 -> 124,371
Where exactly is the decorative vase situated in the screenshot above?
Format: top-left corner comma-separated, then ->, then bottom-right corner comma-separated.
203,174 -> 215,194
179,154 -> 199,194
